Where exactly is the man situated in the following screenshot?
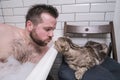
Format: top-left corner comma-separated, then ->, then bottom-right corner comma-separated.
0,4 -> 59,63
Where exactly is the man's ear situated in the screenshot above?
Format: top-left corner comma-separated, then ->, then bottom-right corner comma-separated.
26,20 -> 34,31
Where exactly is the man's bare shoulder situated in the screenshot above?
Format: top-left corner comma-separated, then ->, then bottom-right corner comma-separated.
0,23 -> 23,30
0,23 -> 13,28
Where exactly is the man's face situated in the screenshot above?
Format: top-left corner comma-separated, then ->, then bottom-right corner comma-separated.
30,13 -> 57,46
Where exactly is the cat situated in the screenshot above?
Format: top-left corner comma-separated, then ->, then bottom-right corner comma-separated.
54,37 -> 108,80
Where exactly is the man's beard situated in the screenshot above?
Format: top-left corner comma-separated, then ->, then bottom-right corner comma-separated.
30,32 -> 50,46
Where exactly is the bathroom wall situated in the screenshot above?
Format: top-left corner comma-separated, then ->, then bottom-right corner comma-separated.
0,0 -> 119,80
114,0 -> 120,63
0,0 -> 118,56
0,0 -> 116,31
0,1 -> 4,23
0,0 -> 117,48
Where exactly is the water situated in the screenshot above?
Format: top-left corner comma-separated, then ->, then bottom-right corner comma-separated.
0,56 -> 36,80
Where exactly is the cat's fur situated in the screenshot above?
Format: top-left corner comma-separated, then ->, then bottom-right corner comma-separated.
54,37 -> 108,80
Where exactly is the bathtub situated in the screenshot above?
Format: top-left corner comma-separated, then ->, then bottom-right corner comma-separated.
25,44 -> 58,80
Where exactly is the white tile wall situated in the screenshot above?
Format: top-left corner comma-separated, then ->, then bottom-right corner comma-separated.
0,0 -> 116,26
76,0 -> 106,3
23,0 -> 47,7
105,12 -> 114,21
0,16 -> 4,23
54,29 -> 63,37
76,13 -> 105,21
55,22 -> 62,29
54,5 -> 61,13
48,0 -> 75,5
0,9 -> 2,15
13,8 -> 28,15
0,2 -> 2,8
4,16 -> 25,23
58,13 -> 74,21
0,1 -> 117,45
62,4 -> 90,13
1,0 -> 23,8
91,3 -> 115,12
0,2 -> 4,23
15,23 -> 25,29
107,0 -> 116,2
0,0 -> 117,46
3,8 -> 13,16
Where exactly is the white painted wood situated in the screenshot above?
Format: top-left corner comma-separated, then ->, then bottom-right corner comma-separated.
25,44 -> 58,80
113,0 -> 120,62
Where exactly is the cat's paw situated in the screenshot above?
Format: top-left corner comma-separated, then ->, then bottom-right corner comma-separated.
75,71 -> 83,80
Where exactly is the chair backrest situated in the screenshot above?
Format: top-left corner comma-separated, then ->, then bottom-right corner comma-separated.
64,21 -> 118,61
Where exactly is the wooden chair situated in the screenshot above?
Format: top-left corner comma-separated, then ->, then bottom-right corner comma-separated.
64,21 -> 118,61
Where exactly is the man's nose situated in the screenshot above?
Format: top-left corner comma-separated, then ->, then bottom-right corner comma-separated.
48,31 -> 54,37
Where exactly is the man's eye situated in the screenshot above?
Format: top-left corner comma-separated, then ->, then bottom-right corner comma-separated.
44,27 -> 55,32
45,28 -> 51,31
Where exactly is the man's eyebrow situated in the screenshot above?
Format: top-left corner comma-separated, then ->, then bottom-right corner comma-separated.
46,26 -> 56,29
44,27 -> 56,30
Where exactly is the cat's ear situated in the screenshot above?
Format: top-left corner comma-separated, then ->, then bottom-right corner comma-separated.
64,36 -> 70,39
100,44 -> 108,54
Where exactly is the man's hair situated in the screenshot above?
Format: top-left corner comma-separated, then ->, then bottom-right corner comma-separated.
25,4 -> 59,26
